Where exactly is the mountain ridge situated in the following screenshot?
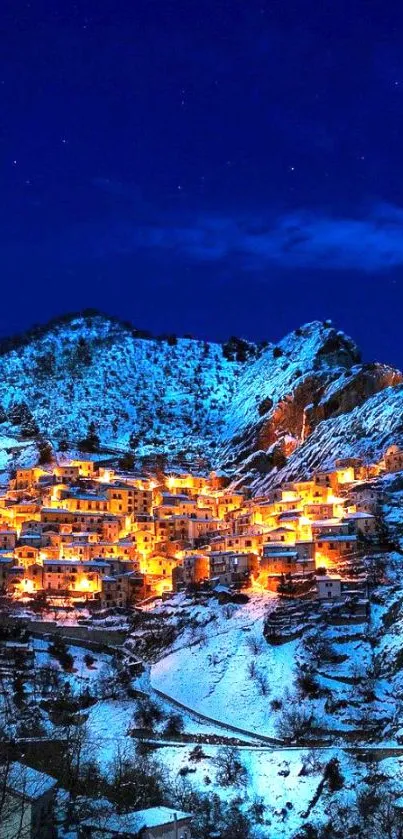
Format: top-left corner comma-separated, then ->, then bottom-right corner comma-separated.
0,312 -> 401,485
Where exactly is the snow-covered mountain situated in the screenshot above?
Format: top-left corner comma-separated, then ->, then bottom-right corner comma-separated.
0,311 -> 402,483
0,313 -> 242,467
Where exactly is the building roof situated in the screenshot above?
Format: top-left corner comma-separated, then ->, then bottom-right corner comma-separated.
344,512 -> 375,519
80,806 -> 192,835
268,526 -> 295,533
310,518 -> 347,528
43,559 -> 110,567
66,493 -> 108,502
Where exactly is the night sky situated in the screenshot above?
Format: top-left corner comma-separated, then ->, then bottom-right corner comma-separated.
2,1 -> 403,365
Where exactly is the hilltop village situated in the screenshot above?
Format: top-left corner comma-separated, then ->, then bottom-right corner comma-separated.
0,444 -> 401,612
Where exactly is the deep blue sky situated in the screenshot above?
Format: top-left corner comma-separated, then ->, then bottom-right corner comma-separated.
2,0 -> 403,365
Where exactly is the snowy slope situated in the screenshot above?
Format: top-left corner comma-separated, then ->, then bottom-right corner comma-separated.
0,312 -> 401,482
0,313 -> 241,465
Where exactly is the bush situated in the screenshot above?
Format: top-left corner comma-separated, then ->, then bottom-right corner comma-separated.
37,440 -> 53,465
276,704 -> 317,741
296,666 -> 321,699
256,669 -> 270,696
324,757 -> 344,792
133,698 -> 163,730
48,636 -> 74,671
247,635 -> 264,655
118,451 -> 135,471
214,747 -> 247,787
79,421 -> 100,453
273,346 -> 283,358
163,713 -> 184,738
258,397 -> 274,416
223,336 -> 254,363
189,745 -> 206,762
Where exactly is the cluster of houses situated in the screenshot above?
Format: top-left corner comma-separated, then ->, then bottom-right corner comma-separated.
0,444 -> 399,609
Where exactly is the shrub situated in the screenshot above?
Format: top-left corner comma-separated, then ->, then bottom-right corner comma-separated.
296,666 -> 321,699
48,636 -> 74,670
324,757 -> 344,792
214,747 -> 247,787
276,704 -> 316,741
189,745 -> 206,762
79,421 -> 100,453
256,669 -> 270,696
118,451 -> 135,471
37,440 -> 53,465
133,698 -> 163,730
223,336 -> 254,362
258,397 -> 274,416
273,346 -> 283,358
163,713 -> 184,738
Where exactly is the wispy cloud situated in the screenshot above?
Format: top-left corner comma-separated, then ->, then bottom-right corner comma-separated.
124,202 -> 403,273
13,190 -> 403,275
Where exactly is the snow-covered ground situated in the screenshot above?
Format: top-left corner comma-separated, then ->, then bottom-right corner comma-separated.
151,594 -> 293,738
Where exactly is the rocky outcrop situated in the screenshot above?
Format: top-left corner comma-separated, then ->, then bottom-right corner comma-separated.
221,324 -> 402,487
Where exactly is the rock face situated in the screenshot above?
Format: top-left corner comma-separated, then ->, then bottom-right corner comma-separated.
219,322 -> 402,485
248,382 -> 403,494
0,312 -> 401,485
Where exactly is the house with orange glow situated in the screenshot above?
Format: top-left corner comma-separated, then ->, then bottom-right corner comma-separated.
12,467 -> 50,490
180,553 -> 209,587
187,517 -> 221,542
54,463 -> 81,482
314,534 -> 359,569
209,531 -> 264,554
14,545 -> 41,570
143,553 -> 177,578
62,493 -> 109,513
43,559 -> 110,596
264,526 -> 296,545
106,484 -> 152,515
70,458 -> 98,477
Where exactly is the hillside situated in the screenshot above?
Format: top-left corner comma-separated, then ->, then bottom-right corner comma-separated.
0,313 -> 241,470
0,312 -> 401,483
